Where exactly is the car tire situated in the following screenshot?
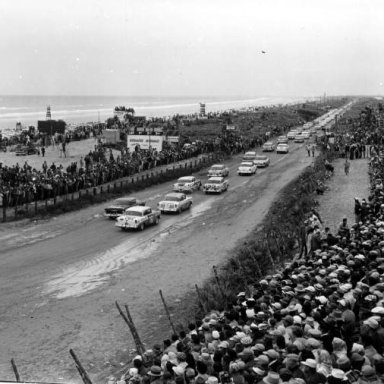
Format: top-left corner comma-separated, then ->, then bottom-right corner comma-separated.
139,223 -> 145,231
155,217 -> 159,225
188,202 -> 192,210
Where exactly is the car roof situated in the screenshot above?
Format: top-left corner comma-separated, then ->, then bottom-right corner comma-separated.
241,161 -> 254,165
178,176 -> 194,181
264,141 -> 274,144
208,177 -> 224,181
126,206 -> 150,212
244,151 -> 256,155
255,155 -> 267,158
278,143 -> 288,146
211,164 -> 225,168
165,192 -> 185,198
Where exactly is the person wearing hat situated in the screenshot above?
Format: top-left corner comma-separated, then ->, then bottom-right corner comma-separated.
262,372 -> 282,384
358,365 -> 381,384
279,368 -> 292,384
301,359 -> 326,384
285,354 -> 306,381
327,369 -> 347,384
147,366 -> 163,384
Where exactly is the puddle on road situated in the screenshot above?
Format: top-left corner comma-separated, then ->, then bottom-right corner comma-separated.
43,199 -> 215,299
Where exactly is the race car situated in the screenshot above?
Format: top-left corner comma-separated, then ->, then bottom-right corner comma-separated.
208,164 -> 229,177
173,176 -> 202,193
115,206 -> 160,231
158,193 -> 192,213
253,155 -> 270,168
104,197 -> 145,219
277,135 -> 288,144
262,141 -> 276,152
237,161 -> 257,176
203,177 -> 229,194
276,143 -> 289,154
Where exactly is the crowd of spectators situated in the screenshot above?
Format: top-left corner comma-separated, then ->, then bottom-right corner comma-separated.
0,130 -> 254,207
109,106 -> 384,384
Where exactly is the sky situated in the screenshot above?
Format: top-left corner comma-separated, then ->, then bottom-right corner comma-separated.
0,0 -> 383,97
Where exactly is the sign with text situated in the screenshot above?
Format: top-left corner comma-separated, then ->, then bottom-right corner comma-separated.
166,136 -> 180,143
127,135 -> 164,151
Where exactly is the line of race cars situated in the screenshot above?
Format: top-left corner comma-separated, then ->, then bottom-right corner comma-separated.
104,128 -> 316,231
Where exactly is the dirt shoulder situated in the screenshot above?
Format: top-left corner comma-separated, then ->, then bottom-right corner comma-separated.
316,157 -> 369,232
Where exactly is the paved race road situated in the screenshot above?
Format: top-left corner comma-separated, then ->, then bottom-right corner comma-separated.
0,109 -> 343,382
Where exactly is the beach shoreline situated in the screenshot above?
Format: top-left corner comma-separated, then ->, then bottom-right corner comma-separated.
0,95 -> 310,136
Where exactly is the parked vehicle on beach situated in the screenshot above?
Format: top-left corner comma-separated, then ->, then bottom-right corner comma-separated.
262,141 -> 276,152
158,193 -> 192,213
15,143 -> 38,156
104,197 -> 145,219
203,177 -> 229,194
115,206 -> 160,230
173,176 -> 202,193
253,155 -> 270,168
276,143 -> 289,154
237,161 -> 257,176
208,164 -> 229,177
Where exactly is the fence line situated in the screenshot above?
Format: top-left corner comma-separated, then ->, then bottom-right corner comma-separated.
1,153 -> 218,223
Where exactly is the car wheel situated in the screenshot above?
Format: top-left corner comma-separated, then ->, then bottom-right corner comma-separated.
139,223 -> 145,231
177,207 -> 181,214
155,217 -> 159,225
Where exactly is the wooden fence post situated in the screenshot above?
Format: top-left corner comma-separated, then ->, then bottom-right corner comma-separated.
10,358 -> 20,382
159,290 -> 177,334
69,349 -> 93,384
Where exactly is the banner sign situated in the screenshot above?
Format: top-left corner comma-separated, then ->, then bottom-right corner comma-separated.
166,136 -> 179,143
127,135 -> 164,151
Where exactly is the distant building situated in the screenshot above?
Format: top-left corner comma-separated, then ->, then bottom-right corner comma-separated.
199,103 -> 206,116
46,105 -> 52,120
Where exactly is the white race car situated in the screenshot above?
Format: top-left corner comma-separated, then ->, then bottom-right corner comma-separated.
262,141 -> 276,152
173,176 -> 202,193
253,155 -> 270,168
276,143 -> 289,154
208,164 -> 229,177
115,206 -> 160,231
277,135 -> 288,144
158,193 -> 192,213
294,134 -> 305,143
287,130 -> 298,140
203,177 -> 229,194
237,161 -> 257,176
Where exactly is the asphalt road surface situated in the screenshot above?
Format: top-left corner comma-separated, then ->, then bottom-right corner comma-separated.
0,108 -> 346,383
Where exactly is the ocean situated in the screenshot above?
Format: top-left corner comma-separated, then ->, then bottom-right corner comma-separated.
0,95 -> 307,137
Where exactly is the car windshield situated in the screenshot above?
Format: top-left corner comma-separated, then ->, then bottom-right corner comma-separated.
165,196 -> 182,202
255,156 -> 267,160
208,179 -> 222,184
240,162 -> 253,166
126,211 -> 143,217
211,166 -> 223,170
